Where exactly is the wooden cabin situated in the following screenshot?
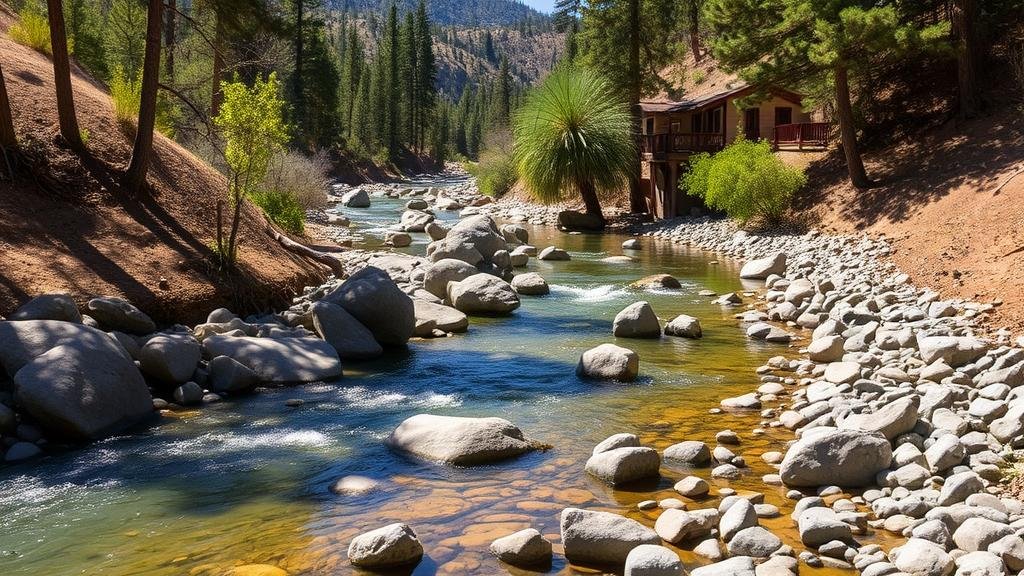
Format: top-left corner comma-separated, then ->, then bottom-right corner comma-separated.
641,83 -> 830,219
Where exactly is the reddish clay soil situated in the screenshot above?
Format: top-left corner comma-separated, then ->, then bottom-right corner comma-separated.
0,6 -> 325,325
796,108 -> 1024,335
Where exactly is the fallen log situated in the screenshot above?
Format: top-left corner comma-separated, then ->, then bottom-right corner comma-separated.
265,220 -> 347,278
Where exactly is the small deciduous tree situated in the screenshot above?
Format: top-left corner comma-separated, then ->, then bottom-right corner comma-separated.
683,139 -> 806,226
213,73 -> 288,267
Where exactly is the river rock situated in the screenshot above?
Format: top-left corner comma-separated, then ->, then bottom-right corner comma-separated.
839,395 -> 920,441
386,231 -> 412,247
490,528 -> 552,567
740,253 -> 787,280
172,381 -> 203,405
917,335 -> 989,367
324,266 -> 416,346
779,429 -> 892,487
309,301 -> 383,360
664,315 -> 702,338
937,471 -> 984,506
13,341 -> 152,440
447,274 -> 520,315
422,258 -> 478,298
952,517 -> 1014,552
631,274 -> 681,289
808,335 -> 845,363
440,215 -> 507,261
798,507 -> 852,547
538,246 -> 571,261
9,294 -> 82,323
655,509 -> 709,543
728,526 -> 782,557
202,335 -> 342,383
206,355 -> 259,393
0,320 -> 133,378
427,239 -> 483,265
424,221 -> 448,241
613,302 -> 661,339
720,498 -> 758,541
347,523 -> 422,568
560,507 -> 660,566
674,476 -> 710,497
341,188 -> 371,208
557,210 -> 605,231
501,223 -> 530,245
663,441 -> 711,465
577,344 -> 639,382
585,446 -> 661,485
511,273 -> 550,295
386,414 -> 536,465
624,544 -> 683,576
413,300 -> 468,333
824,361 -> 861,384
330,475 -> 381,496
86,297 -> 156,334
138,333 -> 201,384
891,538 -> 954,576
5,441 -> 42,462
690,556 -> 756,576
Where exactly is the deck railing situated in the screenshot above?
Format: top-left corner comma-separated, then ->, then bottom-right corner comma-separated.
773,123 -> 831,149
642,133 -> 726,157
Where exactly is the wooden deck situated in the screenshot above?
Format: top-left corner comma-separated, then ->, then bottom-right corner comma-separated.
773,122 -> 831,150
642,133 -> 725,159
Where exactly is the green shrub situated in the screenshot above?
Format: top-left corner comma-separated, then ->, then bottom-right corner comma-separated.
109,66 -> 141,124
683,139 -> 806,225
251,188 -> 305,235
9,6 -> 53,55
475,129 -> 516,198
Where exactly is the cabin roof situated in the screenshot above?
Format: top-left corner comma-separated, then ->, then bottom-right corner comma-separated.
640,84 -> 804,114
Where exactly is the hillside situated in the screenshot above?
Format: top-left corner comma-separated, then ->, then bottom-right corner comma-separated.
0,5 -> 326,324
433,26 -> 564,97
330,0 -> 548,27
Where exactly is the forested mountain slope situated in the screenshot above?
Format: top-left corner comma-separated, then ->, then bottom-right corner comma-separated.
330,0 -> 547,26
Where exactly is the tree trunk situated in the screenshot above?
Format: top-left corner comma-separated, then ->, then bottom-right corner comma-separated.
953,0 -> 981,119
46,0 -> 84,152
164,0 -> 176,80
293,0 -> 305,138
211,10 -> 225,117
834,65 -> 872,189
125,0 -> 164,193
627,0 -> 646,214
579,179 -> 605,224
689,0 -> 701,62
0,63 -> 16,149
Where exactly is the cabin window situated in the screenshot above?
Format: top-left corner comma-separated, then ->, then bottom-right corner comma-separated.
670,121 -> 681,134
744,108 -> 761,140
706,108 -> 722,134
645,118 -> 655,134
775,107 -> 793,126
690,113 -> 702,133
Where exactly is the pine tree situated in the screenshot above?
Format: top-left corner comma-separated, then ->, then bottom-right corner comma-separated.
493,55 -> 511,127
400,11 -> 417,147
125,0 -> 164,193
351,66 -> 375,152
47,0 -> 85,151
414,0 -> 436,152
383,3 -> 401,159
340,28 -> 364,139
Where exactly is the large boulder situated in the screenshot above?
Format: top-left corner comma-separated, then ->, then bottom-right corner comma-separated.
0,320 -> 131,378
138,333 -> 201,384
624,544 -> 684,576
558,210 -> 605,231
779,428 -> 893,488
839,395 -> 920,441
511,273 -> 550,296
341,188 -> 371,208
447,274 -> 520,315
798,507 -> 852,548
613,302 -> 661,339
739,253 -> 787,280
891,538 -> 954,576
585,447 -> 661,485
347,523 -> 422,568
489,528 -> 552,567
323,266 -> 416,346
400,209 -> 434,232
202,335 -> 342,383
577,344 -> 639,382
422,259 -> 478,299
664,315 -> 702,339
309,301 -> 383,360
439,215 -> 507,262
386,414 -> 537,465
663,441 -> 711,465
560,508 -> 660,566
14,341 -> 152,440
9,294 -> 82,323
413,300 -> 468,333
206,355 -> 259,393
917,336 -> 989,367
86,297 -> 156,334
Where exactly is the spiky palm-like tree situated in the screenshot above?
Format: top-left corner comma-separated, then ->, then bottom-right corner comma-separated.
511,66 -> 634,227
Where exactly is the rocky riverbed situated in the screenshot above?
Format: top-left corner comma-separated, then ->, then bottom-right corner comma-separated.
3,171 -> 1024,576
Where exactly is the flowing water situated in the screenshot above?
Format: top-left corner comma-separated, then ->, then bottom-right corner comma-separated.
0,178 -> 898,575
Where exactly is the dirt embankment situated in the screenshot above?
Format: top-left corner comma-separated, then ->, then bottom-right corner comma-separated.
796,107 -> 1024,334
0,6 -> 326,325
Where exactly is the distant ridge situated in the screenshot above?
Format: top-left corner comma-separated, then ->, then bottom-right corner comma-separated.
329,0 -> 548,26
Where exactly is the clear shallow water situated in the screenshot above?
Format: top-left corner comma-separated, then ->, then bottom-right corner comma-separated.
0,188 -> 892,575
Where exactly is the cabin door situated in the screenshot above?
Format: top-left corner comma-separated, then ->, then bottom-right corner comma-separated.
743,108 -> 760,140
775,106 -> 792,127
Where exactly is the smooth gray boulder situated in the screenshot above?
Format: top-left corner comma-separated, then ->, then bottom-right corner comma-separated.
511,273 -> 550,296
779,429 -> 892,487
206,355 -> 259,393
400,209 -> 435,232
9,294 -> 82,323
798,507 -> 852,547
952,518 -> 1014,552
86,297 -> 156,334
309,301 -> 383,360
585,446 -> 661,485
938,471 -> 985,506
386,414 -> 536,465
917,336 -> 989,367
808,335 -> 845,362
839,395 -> 920,441
719,498 -> 758,541
341,188 -> 371,208
624,544 -> 683,576
740,253 -> 787,280
560,508 -> 660,566
663,441 -> 711,465
0,320 -> 132,378
690,556 -> 756,576
439,215 -> 507,261
489,528 -> 552,567
727,526 -> 782,557
447,274 -> 520,315
538,246 -> 571,261
413,300 -> 468,333
138,333 -> 201,384
347,523 -> 422,568
202,335 -> 342,383
14,341 -> 152,440
422,259 -> 478,299
593,433 -> 640,454
891,538 -> 954,576
654,509 -> 713,543
577,344 -> 639,382
613,302 -> 661,339
424,221 -> 448,241
172,382 -> 203,405
324,266 -> 416,346
664,315 -> 702,338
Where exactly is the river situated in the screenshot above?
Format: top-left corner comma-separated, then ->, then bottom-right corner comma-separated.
0,176 -> 890,575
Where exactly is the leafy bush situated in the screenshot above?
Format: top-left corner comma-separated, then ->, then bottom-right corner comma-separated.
683,139 -> 806,225
9,6 -> 53,55
109,66 -> 141,124
474,129 -> 516,197
262,150 -> 330,210
250,189 -> 305,235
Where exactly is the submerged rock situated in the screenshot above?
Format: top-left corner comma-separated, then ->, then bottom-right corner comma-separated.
490,528 -> 552,567
386,414 -> 537,465
577,344 -> 640,382
347,523 -> 422,568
